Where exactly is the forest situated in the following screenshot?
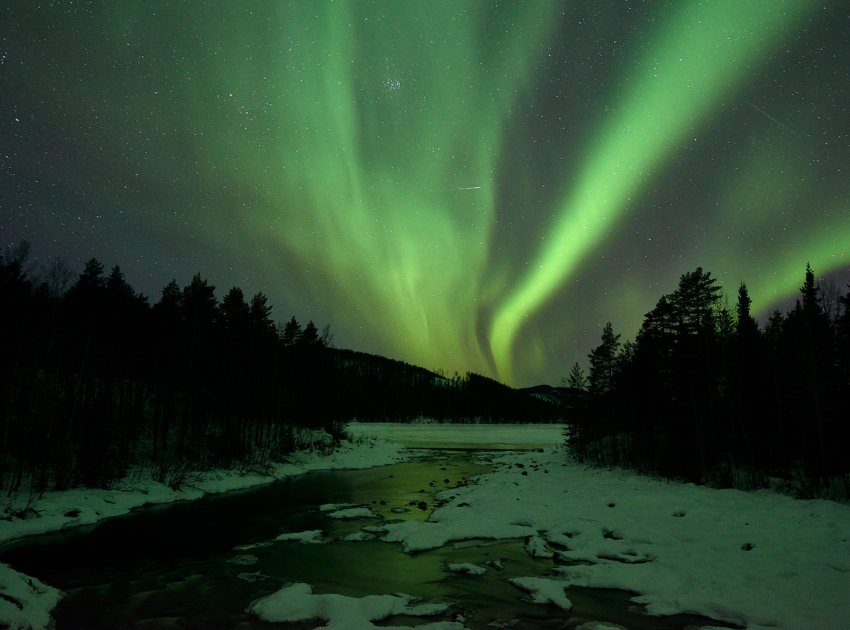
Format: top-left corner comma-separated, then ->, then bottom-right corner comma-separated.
0,242 -> 559,495
564,264 -> 850,500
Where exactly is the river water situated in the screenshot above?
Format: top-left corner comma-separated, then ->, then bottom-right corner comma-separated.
0,443 -> 739,629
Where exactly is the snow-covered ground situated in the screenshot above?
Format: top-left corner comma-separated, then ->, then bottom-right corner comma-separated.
367,449 -> 848,630
0,436 -> 407,630
246,442 -> 850,630
4,424 -> 850,630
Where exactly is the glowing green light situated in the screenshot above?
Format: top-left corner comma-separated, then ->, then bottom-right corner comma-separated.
489,0 -> 823,382
219,2 -> 562,375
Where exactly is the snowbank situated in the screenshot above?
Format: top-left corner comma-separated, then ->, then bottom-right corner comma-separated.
0,564 -> 62,630
381,449 -> 850,630
0,439 -> 406,546
0,438 -> 406,630
246,582 -> 462,630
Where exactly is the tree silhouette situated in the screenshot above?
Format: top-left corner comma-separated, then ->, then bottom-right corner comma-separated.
588,322 -> 620,396
281,316 -> 302,346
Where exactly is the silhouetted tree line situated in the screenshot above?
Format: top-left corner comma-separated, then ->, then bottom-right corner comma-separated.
564,264 -> 850,499
1,243 -> 560,493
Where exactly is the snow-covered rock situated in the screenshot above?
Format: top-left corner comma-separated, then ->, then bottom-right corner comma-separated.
246,582 -> 462,630
274,529 -> 327,544
0,563 -> 63,630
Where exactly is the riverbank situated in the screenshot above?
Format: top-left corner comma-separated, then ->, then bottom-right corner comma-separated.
371,449 -> 849,630
4,424 -> 849,630
0,436 -> 407,629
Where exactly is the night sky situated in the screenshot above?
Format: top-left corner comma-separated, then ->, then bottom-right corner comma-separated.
2,1 -> 848,387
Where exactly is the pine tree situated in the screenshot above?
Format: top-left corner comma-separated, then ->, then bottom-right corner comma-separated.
735,283 -> 759,340
220,287 -> 250,334
299,320 -> 321,347
588,322 -> 620,396
249,292 -> 276,340
784,263 -> 834,477
670,267 -> 723,336
565,362 -> 587,391
282,316 -> 302,346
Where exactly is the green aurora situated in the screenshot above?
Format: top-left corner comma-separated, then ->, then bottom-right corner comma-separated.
2,1 -> 848,386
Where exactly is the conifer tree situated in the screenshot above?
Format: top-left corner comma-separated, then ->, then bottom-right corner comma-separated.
282,316 -> 302,346
588,322 -> 620,396
249,292 -> 276,340
565,362 -> 587,390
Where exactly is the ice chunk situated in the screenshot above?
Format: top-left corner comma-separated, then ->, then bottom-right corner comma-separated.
325,507 -> 380,520
445,563 -> 487,576
524,535 -> 554,558
274,529 -> 327,544
344,532 -> 376,542
319,503 -> 359,512
247,582 -> 463,629
509,576 -> 572,610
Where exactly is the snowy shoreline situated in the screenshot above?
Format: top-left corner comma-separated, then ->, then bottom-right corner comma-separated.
248,444 -> 850,630
376,449 -> 850,630
0,437 -> 408,630
3,424 -> 849,630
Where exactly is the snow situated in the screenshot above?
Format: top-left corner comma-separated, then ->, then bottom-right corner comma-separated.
4,425 -> 850,630
320,502 -> 359,512
379,517 -> 534,553
325,507 -> 380,519
523,534 -> 554,558
378,449 -> 850,630
0,564 -> 62,630
445,562 -> 487,576
0,437 -> 405,630
0,438 -> 406,547
246,582 -> 463,630
274,529 -> 328,544
509,576 -> 573,610
343,532 -> 376,542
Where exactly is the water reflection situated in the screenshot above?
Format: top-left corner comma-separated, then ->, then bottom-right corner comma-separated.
0,452 -> 740,629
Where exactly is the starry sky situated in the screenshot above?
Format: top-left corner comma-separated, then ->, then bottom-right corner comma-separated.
2,1 -> 848,387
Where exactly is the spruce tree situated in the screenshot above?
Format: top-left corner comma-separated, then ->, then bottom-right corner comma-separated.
588,322 -> 620,396
565,362 -> 587,391
282,316 -> 302,346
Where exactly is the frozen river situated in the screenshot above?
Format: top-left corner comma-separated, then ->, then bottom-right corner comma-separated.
346,422 -> 567,450
6,424 -> 836,629
0,446 -> 734,630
